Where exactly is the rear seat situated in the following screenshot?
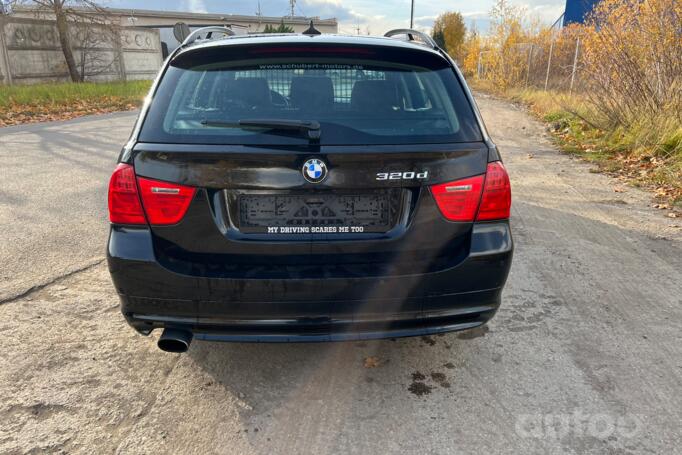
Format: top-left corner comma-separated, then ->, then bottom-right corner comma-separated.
289,76 -> 334,111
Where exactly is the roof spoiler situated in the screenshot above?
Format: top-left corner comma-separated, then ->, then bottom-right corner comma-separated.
384,29 -> 439,50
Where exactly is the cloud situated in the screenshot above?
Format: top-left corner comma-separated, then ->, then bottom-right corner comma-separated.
461,11 -> 489,18
107,0 -> 566,36
525,3 -> 565,23
186,0 -> 207,14
299,0 -> 361,21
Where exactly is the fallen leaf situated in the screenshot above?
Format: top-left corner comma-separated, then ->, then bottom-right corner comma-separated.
613,187 -> 625,193
363,356 -> 381,368
667,213 -> 678,218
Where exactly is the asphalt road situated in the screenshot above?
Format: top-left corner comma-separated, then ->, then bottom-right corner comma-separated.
0,112 -> 135,302
1,94 -> 680,454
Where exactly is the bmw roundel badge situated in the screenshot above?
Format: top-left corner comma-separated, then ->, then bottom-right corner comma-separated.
302,158 -> 328,183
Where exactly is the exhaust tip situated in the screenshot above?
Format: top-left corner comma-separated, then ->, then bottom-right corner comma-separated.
158,328 -> 193,353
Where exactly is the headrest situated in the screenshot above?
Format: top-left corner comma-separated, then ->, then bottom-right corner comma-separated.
351,80 -> 401,112
289,76 -> 334,111
223,78 -> 272,109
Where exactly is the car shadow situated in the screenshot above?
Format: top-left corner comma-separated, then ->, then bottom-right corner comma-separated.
185,329 -> 476,418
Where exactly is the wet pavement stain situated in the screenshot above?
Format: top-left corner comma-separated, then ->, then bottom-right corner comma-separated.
412,371 -> 426,381
430,372 -> 446,383
421,336 -> 436,346
457,325 -> 490,340
408,382 -> 432,396
431,372 -> 451,388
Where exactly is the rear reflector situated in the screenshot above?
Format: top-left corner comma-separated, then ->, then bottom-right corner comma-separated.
137,176 -> 196,226
430,174 -> 485,222
108,164 -> 146,225
477,161 -> 512,221
430,161 -> 511,222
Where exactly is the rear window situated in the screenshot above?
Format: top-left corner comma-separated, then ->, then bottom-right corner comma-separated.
139,45 -> 482,145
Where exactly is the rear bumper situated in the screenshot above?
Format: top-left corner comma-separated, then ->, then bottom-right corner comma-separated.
107,222 -> 513,342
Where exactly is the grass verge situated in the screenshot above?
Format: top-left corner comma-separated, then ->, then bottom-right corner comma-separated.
0,80 -> 152,127
476,82 -> 682,214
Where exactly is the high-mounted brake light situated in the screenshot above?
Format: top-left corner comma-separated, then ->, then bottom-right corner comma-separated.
108,164 -> 146,225
477,161 -> 512,221
430,161 -> 511,222
249,47 -> 375,55
137,177 -> 196,226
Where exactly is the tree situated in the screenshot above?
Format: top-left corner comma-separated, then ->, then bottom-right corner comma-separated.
21,1 -> 117,82
431,27 -> 445,49
432,11 -> 467,61
263,19 -> 294,33
461,26 -> 482,77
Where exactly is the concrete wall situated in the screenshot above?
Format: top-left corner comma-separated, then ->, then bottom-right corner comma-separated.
11,7 -> 339,34
0,16 -> 162,85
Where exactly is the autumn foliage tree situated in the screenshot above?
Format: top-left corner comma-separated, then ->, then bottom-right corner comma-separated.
461,0 -> 681,130
459,0 -> 680,198
432,11 -> 466,61
580,0 -> 682,128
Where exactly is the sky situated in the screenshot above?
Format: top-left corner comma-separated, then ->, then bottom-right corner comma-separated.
102,0 -> 567,35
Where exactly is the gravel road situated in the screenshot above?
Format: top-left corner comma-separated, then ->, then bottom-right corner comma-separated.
1,94 -> 680,454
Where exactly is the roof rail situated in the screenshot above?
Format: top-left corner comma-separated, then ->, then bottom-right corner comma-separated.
384,29 -> 438,49
181,26 -> 235,47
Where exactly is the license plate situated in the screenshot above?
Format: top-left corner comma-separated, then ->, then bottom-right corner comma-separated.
239,193 -> 391,234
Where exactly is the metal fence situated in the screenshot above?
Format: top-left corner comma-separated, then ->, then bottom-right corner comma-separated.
477,33 -> 583,94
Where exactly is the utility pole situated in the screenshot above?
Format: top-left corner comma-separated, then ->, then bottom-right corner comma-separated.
255,1 -> 262,32
410,0 -> 415,28
525,44 -> 534,88
544,37 -> 554,91
569,37 -> 580,95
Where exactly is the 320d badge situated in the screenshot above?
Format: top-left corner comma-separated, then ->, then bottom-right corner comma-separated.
376,170 -> 429,180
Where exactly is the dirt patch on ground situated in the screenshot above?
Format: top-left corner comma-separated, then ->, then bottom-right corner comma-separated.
407,382 -> 433,397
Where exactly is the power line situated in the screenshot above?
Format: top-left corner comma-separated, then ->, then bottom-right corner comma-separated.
296,0 -> 306,17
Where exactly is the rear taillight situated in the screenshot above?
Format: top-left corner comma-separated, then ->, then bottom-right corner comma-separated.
477,161 -> 512,221
108,164 -> 196,226
137,176 -> 195,226
108,164 -> 146,225
430,161 -> 511,222
430,174 -> 485,222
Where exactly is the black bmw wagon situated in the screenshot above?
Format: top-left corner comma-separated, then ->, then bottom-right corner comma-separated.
107,28 -> 513,352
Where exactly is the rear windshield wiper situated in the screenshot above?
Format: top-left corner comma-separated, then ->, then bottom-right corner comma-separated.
200,118 -> 321,141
